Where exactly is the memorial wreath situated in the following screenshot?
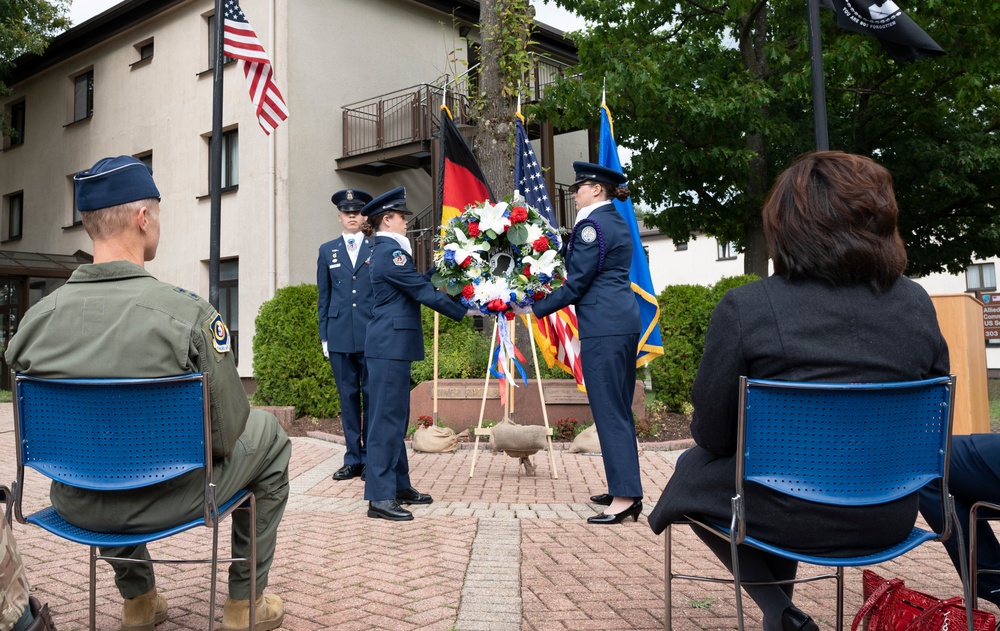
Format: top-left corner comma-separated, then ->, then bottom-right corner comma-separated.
431,199 -> 566,318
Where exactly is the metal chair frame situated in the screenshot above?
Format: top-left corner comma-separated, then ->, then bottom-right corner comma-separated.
10,373 -> 256,631
969,500 -> 1000,608
664,375 -> 973,631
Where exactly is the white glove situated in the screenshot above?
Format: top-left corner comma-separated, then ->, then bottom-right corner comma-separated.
466,307 -> 481,317
321,340 -> 329,358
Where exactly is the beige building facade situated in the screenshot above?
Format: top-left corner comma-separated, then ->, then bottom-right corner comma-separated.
0,0 -> 578,380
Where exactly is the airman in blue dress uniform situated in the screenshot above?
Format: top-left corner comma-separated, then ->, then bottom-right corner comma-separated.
317,189 -> 374,481
360,187 -> 468,521
531,161 -> 644,525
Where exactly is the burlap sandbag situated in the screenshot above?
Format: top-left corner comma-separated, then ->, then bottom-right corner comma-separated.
411,425 -> 458,453
490,422 -> 548,458
569,423 -> 602,454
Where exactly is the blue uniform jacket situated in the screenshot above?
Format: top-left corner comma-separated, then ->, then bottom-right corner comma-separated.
531,203 -> 640,338
317,235 -> 374,353
365,236 -> 466,362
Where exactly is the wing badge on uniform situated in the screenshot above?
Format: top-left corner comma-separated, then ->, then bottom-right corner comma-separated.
210,314 -> 232,353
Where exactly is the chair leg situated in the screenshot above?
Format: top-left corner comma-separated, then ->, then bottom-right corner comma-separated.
730,536 -> 745,631
835,566 -> 844,631
970,504 -> 981,608
950,504 -> 975,631
664,525 -> 672,631
89,545 -> 97,631
248,495 -> 257,631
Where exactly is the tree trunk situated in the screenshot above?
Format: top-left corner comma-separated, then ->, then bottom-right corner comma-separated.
740,2 -> 771,278
474,0 -> 517,200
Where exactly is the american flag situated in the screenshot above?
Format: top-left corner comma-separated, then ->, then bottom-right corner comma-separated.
222,0 -> 289,135
514,117 -> 557,226
514,116 -> 585,391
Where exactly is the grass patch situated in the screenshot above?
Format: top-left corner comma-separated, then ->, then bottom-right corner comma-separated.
0,390 -> 10,404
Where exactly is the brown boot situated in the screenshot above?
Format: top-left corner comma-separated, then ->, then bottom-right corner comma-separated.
120,587 -> 168,631
221,593 -> 284,631
23,596 -> 57,631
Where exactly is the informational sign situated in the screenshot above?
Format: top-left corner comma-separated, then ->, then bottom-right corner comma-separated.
983,293 -> 1000,342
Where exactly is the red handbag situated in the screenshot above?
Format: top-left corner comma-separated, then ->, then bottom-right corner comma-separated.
852,569 -> 995,631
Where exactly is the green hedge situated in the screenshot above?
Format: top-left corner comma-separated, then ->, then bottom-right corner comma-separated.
411,306 -> 492,382
649,275 -> 759,411
252,283 -> 339,418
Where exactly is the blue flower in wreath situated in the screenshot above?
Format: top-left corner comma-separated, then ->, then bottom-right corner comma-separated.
443,249 -> 456,265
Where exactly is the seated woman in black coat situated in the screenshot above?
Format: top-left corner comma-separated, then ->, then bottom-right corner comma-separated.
648,151 -> 950,631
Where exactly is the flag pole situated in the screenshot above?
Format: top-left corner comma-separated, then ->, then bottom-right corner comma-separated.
209,0 -> 224,309
432,83 -> 446,425
807,0 -> 830,150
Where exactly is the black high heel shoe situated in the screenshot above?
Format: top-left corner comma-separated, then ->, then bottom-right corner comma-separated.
587,498 -> 642,524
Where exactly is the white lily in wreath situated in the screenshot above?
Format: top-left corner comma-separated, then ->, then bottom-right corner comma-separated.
522,249 -> 561,278
445,228 -> 487,266
475,200 -> 511,235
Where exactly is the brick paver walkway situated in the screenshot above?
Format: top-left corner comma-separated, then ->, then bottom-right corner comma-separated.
1,403 -> 993,630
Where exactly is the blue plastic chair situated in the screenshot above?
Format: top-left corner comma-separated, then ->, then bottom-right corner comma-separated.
663,375 -> 973,631
11,373 -> 256,631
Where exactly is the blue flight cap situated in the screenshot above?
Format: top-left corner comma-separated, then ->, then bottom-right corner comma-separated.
331,188 -> 373,212
569,161 -> 627,192
361,186 -> 413,217
73,156 -> 161,212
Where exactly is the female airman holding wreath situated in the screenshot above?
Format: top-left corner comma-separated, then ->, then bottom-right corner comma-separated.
531,161 -> 643,525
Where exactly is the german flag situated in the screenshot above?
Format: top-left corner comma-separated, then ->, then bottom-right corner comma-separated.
439,106 -> 493,231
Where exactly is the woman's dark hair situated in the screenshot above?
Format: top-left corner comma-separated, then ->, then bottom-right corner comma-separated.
362,211 -> 392,236
596,182 -> 631,202
762,151 -> 907,293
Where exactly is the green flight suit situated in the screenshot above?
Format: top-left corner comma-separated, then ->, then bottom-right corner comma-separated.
4,261 -> 290,600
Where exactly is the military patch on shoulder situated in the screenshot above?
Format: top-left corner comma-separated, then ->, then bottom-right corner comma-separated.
392,250 -> 407,266
210,314 -> 231,353
580,225 -> 597,243
174,286 -> 201,300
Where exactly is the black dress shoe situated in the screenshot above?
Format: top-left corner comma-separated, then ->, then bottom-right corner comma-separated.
587,499 -> 643,524
590,493 -> 613,506
368,500 -> 413,521
360,466 -> 366,481
396,487 -> 434,505
332,464 -> 364,481
781,605 -> 819,631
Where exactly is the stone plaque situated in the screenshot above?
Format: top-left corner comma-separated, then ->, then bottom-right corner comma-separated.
543,383 -> 590,405
436,384 -> 500,400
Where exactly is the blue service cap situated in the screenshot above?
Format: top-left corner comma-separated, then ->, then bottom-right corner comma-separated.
73,156 -> 161,212
569,161 -> 627,192
331,188 -> 373,212
361,186 -> 413,217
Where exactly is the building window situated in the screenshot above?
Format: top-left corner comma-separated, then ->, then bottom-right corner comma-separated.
967,263 -> 996,292
213,129 -> 239,189
131,39 -> 154,67
6,192 -> 23,240
717,240 -> 736,261
207,14 -> 236,69
675,240 -> 688,252
7,100 -> 25,147
136,151 -> 153,171
73,70 -> 94,122
219,259 -> 240,365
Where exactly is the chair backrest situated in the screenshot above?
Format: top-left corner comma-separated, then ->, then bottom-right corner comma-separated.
13,373 -> 211,492
736,375 -> 955,507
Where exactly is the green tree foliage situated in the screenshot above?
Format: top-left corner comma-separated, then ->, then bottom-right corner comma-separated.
650,275 -> 759,411
535,0 -> 1000,277
252,284 -> 339,419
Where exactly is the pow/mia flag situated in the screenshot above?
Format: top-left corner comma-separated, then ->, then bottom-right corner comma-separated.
819,0 -> 944,62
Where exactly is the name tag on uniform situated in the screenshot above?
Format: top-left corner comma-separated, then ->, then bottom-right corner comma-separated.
329,263 -> 341,269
